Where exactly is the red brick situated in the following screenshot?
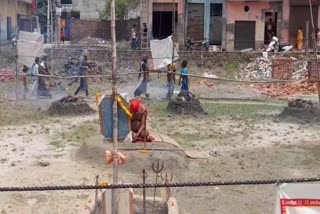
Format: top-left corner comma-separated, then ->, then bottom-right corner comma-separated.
272,58 -> 293,80
307,59 -> 320,82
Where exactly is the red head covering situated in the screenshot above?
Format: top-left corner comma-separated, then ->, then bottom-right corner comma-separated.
130,99 -> 141,113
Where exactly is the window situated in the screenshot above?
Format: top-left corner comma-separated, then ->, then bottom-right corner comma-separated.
210,4 -> 223,17
61,0 -> 72,4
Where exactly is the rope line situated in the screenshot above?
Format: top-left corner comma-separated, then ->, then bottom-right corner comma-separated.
4,71 -> 307,84
0,177 -> 319,192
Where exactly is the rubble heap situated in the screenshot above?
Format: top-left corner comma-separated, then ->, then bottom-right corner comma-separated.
0,69 -> 19,82
75,37 -> 110,47
61,58 -> 104,83
48,96 -> 95,115
253,82 -> 317,97
239,56 -> 307,81
167,91 -> 205,115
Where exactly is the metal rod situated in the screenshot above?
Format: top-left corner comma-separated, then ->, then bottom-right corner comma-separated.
152,161 -> 164,214
141,169 -> 148,214
15,56 -> 18,101
110,0 -> 119,211
308,0 -> 319,102
94,175 -> 99,211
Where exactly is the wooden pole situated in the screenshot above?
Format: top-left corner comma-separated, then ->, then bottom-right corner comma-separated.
15,0 -> 18,101
308,0 -> 320,102
110,0 -> 118,211
171,0 -> 175,65
305,21 -> 309,58
47,0 -> 51,43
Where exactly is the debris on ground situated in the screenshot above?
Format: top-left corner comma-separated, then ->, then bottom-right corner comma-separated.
0,69 -> 18,82
37,160 -> 50,167
252,82 -> 317,97
239,56 -> 307,81
75,37 -> 109,47
48,96 -> 95,115
167,92 -> 205,115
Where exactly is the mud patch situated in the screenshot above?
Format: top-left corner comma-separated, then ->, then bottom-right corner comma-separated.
48,96 -> 95,115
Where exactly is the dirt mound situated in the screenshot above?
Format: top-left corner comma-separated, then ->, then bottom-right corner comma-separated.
75,142 -> 189,173
279,99 -> 320,121
167,99 -> 205,115
47,96 -> 95,115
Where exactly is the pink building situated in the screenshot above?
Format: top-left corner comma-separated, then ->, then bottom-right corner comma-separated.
226,0 -> 320,51
140,0 -> 185,44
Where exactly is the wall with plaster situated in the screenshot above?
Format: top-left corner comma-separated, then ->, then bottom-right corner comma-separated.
226,1 -> 272,51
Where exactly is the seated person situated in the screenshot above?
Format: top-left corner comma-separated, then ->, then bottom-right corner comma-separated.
129,99 -> 153,143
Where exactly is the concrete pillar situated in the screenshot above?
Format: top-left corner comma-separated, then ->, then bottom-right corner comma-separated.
318,5 -> 320,27
281,0 -> 290,43
204,0 -> 210,40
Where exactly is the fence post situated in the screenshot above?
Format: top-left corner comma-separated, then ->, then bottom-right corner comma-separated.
305,21 -> 309,58
15,54 -> 18,101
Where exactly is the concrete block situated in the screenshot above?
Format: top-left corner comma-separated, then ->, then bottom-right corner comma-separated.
102,189 -> 112,214
118,189 -> 134,214
102,188 -> 134,214
167,197 -> 179,214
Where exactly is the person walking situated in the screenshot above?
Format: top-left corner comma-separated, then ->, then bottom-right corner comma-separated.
131,25 -> 137,50
179,60 -> 189,92
30,57 -> 40,98
166,63 -> 176,99
134,54 -> 150,98
74,50 -> 89,97
61,28 -> 65,44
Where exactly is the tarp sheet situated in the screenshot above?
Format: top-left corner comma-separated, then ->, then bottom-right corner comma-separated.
99,96 -> 130,140
17,31 -> 44,68
275,183 -> 320,214
150,36 -> 179,70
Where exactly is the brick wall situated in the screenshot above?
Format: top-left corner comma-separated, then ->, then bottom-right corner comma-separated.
307,59 -> 320,82
71,18 -> 140,41
272,57 -> 293,80
46,47 -> 306,77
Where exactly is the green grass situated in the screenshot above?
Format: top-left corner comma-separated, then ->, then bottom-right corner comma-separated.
0,102 -> 48,126
49,120 -> 100,148
149,100 -> 285,119
223,62 -> 241,79
203,102 -> 285,119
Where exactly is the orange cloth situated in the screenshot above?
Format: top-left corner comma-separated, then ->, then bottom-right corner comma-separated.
105,150 -> 126,165
296,30 -> 304,50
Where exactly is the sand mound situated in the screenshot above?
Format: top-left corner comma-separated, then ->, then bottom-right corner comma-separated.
48,96 -> 95,115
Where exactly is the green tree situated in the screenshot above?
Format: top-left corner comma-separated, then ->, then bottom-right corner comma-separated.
100,0 -> 138,20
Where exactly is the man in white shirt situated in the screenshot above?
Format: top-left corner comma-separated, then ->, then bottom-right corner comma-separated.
30,57 -> 40,98
131,24 -> 137,50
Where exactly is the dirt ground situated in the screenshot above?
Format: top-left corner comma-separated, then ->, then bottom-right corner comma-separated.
1,78 -> 320,214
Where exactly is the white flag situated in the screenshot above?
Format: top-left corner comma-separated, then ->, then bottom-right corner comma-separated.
150,36 -> 179,70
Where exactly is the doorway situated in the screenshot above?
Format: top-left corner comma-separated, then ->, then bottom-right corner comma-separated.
7,17 -> 12,40
264,12 -> 278,44
152,3 -> 177,39
209,3 -> 223,45
234,21 -> 255,50
187,3 -> 204,40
